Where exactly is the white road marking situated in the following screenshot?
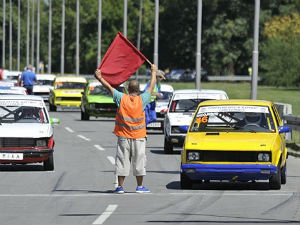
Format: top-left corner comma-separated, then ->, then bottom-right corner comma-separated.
0,191 -> 293,197
77,135 -> 90,141
93,204 -> 118,225
94,144 -> 105,151
65,127 -> 74,133
107,156 -> 115,165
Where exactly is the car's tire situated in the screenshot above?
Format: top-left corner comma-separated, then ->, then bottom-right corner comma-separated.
281,163 -> 287,184
269,164 -> 281,190
49,103 -> 57,112
81,110 -> 90,120
180,173 -> 193,189
164,136 -> 173,154
44,153 -> 54,171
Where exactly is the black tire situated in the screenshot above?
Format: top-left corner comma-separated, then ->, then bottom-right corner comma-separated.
44,153 -> 54,171
81,110 -> 90,120
164,136 -> 173,154
180,173 -> 193,189
49,103 -> 57,112
269,164 -> 281,190
281,163 -> 287,184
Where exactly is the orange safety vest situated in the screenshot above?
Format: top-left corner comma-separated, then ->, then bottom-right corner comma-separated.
114,94 -> 146,139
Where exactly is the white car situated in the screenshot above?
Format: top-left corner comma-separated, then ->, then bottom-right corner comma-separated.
2,70 -> 22,84
0,86 -> 27,95
0,95 -> 59,170
164,89 -> 229,153
139,83 -> 174,131
33,74 -> 56,101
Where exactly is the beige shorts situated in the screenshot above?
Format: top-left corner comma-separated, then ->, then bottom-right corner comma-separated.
115,137 -> 147,176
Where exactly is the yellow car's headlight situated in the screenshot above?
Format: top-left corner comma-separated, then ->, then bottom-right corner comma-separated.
257,153 -> 271,162
187,151 -> 200,161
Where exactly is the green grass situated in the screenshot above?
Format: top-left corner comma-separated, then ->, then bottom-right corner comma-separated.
167,82 -> 300,115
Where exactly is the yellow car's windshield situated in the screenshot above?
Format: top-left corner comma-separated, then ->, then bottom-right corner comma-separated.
55,82 -> 86,89
190,105 -> 276,133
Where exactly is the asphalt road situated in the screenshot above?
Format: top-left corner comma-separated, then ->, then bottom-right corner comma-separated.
0,109 -> 299,225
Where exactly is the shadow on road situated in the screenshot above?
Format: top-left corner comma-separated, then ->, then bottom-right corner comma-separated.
166,180 -> 272,190
0,164 -> 45,171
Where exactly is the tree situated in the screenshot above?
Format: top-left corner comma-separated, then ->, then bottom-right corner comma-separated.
260,13 -> 300,87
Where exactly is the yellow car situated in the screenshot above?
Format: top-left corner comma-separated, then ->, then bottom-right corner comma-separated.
181,99 -> 290,190
49,76 -> 87,111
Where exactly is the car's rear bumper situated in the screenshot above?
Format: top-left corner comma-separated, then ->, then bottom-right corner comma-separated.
146,118 -> 164,130
181,163 -> 277,181
55,101 -> 81,107
0,149 -> 53,164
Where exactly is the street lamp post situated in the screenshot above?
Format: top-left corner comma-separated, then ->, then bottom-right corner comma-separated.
195,0 -> 202,90
61,0 -> 65,75
36,0 -> 40,73
31,0 -> 35,67
251,0 -> 260,99
17,0 -> 20,71
153,0 -> 159,67
123,0 -> 127,37
9,0 -> 12,71
97,0 -> 102,66
2,0 -> 5,68
135,0 -> 143,77
26,0 -> 30,67
48,0 -> 52,73
76,0 -> 80,75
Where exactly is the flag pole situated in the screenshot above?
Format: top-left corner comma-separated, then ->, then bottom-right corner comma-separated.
144,58 -> 166,80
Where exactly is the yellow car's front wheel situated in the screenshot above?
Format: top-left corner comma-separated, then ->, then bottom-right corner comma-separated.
269,164 -> 281,190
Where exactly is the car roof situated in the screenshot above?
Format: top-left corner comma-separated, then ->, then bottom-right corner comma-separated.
199,99 -> 273,107
55,76 -> 87,83
36,74 -> 56,80
0,86 -> 27,95
0,94 -> 43,101
172,89 -> 228,101
173,89 -> 227,95
0,81 -> 15,87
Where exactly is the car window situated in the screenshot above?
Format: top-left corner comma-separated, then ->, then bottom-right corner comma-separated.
190,105 -> 276,133
160,91 -> 173,101
0,105 -> 49,123
36,80 -> 53,86
89,85 -> 110,95
272,105 -> 282,127
169,99 -> 207,113
55,82 -> 86,89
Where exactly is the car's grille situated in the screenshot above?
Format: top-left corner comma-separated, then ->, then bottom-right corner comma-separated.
0,138 -> 35,148
58,97 -> 81,101
191,150 -> 271,162
94,103 -> 117,112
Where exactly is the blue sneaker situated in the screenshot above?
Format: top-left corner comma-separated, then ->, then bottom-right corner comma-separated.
136,186 -> 150,193
114,186 -> 124,194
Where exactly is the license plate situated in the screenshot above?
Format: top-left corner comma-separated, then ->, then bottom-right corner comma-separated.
147,122 -> 161,128
0,153 -> 24,160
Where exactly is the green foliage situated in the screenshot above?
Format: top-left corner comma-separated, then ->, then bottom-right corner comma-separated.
260,37 -> 300,87
0,0 -> 298,88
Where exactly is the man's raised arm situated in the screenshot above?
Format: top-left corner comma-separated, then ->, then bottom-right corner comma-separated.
94,69 -> 114,96
147,64 -> 158,94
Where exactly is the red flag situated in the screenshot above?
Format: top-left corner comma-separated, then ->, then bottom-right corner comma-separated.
98,32 -> 147,88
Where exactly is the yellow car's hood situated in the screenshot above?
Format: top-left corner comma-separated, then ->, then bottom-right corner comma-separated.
54,89 -> 83,97
185,132 -> 277,151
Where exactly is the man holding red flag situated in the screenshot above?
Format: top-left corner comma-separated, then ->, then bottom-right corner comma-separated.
95,64 -> 160,194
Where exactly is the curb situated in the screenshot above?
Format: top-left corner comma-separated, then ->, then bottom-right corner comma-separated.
288,148 -> 300,158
